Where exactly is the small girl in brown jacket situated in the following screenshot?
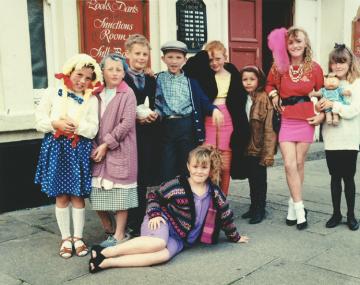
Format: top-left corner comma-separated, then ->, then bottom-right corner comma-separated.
240,65 -> 277,224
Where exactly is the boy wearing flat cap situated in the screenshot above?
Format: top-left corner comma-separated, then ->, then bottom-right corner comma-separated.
155,40 -> 223,182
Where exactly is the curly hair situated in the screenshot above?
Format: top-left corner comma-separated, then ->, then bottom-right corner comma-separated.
187,145 -> 223,186
204,40 -> 227,59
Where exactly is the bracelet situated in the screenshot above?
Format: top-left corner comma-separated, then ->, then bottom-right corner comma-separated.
268,90 -> 279,99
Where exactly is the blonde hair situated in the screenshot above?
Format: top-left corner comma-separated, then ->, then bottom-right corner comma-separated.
286,26 -> 313,74
204,40 -> 227,58
328,45 -> 360,83
188,145 -> 223,186
125,34 -> 151,51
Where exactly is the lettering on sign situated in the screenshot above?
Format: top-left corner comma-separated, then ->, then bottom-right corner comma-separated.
78,0 -> 149,62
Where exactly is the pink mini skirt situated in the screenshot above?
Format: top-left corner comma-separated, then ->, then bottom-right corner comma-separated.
279,118 -> 314,143
204,104 -> 233,151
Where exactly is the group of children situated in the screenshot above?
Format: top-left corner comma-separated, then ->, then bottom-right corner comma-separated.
34,29 -> 360,272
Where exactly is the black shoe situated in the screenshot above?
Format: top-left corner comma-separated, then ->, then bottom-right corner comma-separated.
296,209 -> 308,230
347,216 -> 359,231
89,245 -> 106,274
249,210 -> 265,224
325,214 -> 342,228
286,218 -> 297,226
241,209 -> 254,219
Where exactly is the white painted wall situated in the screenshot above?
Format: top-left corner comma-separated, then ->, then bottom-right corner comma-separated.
2,0 -> 359,143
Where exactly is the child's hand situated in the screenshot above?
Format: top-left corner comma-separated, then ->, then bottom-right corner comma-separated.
237,235 -> 249,243
318,98 -> 333,111
52,119 -> 76,134
91,143 -> 108,162
307,113 -> 325,126
148,217 -> 166,230
144,67 -> 155,77
212,109 -> 224,126
137,112 -> 158,125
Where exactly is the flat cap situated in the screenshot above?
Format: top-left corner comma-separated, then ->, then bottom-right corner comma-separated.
160,40 -> 188,53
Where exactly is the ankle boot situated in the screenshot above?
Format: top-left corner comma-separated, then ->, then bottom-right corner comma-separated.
294,201 -> 308,230
241,205 -> 255,219
286,198 -> 297,226
249,208 -> 265,224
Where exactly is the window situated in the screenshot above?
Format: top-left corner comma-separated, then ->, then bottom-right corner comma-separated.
27,0 -> 48,89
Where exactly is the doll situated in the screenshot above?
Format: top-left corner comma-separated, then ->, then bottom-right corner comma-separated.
310,73 -> 351,125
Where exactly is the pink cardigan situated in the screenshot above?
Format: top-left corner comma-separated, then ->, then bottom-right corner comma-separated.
92,81 -> 137,185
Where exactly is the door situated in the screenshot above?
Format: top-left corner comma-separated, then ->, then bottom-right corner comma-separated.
228,0 -> 262,69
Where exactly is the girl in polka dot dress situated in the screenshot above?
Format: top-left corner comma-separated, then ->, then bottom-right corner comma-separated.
34,54 -> 102,259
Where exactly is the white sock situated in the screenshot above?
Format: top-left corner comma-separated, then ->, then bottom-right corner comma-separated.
287,198 -> 296,221
72,207 -> 85,238
55,206 -> 71,239
294,201 -> 306,224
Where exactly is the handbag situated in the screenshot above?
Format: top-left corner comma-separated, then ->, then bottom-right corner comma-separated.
272,110 -> 281,134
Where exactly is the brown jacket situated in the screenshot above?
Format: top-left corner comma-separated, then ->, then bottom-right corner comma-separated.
246,91 -> 277,166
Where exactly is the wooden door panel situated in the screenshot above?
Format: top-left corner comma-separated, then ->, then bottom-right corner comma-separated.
228,0 -> 262,69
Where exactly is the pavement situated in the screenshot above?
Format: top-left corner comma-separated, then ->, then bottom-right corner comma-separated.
1,142 -> 360,285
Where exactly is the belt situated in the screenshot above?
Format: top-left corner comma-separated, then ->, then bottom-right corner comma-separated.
282,96 -> 310,106
166,114 -> 191,119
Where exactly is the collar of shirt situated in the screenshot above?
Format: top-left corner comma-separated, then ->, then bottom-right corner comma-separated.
164,70 -> 185,80
128,68 -> 145,78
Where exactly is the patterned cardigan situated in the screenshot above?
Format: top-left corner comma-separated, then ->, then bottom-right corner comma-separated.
146,175 -> 241,243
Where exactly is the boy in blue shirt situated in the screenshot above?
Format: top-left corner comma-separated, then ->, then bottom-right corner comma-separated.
155,40 -> 223,182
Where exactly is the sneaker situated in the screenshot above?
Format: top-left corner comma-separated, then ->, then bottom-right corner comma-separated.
99,233 -> 131,248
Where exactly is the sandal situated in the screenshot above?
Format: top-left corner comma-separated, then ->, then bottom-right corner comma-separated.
89,245 -> 106,274
59,237 -> 73,259
73,237 -> 89,257
90,245 -> 106,260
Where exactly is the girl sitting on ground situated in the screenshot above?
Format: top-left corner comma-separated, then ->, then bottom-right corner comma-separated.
89,146 -> 249,273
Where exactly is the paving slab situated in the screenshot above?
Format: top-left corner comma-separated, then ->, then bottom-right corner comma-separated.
232,259 -> 360,285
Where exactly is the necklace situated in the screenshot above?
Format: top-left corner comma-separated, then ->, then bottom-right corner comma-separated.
289,64 -> 304,82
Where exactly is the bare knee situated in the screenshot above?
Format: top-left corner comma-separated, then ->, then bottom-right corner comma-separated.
149,238 -> 167,252
56,195 -> 70,207
71,196 -> 85,208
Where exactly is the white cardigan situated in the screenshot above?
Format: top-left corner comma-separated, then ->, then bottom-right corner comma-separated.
322,78 -> 360,150
35,87 -> 99,139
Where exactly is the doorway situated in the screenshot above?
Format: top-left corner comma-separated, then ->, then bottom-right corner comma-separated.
262,0 -> 294,75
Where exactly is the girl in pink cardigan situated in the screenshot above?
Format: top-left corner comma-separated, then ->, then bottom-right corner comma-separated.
90,54 -> 138,247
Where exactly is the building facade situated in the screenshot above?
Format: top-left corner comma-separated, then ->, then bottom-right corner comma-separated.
1,0 -> 359,211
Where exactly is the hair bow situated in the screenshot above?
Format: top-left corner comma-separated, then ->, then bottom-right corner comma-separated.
334,43 -> 346,50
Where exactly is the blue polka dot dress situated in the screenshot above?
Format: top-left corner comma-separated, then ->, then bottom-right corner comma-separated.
35,133 -> 93,197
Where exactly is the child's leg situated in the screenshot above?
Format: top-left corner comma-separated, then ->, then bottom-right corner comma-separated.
160,122 -> 178,182
71,196 -> 88,256
330,175 -> 342,217
220,150 -> 232,196
96,211 -> 115,234
101,249 -> 170,268
55,195 -> 72,258
113,210 -> 128,241
343,175 -> 356,218
248,157 -> 267,223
